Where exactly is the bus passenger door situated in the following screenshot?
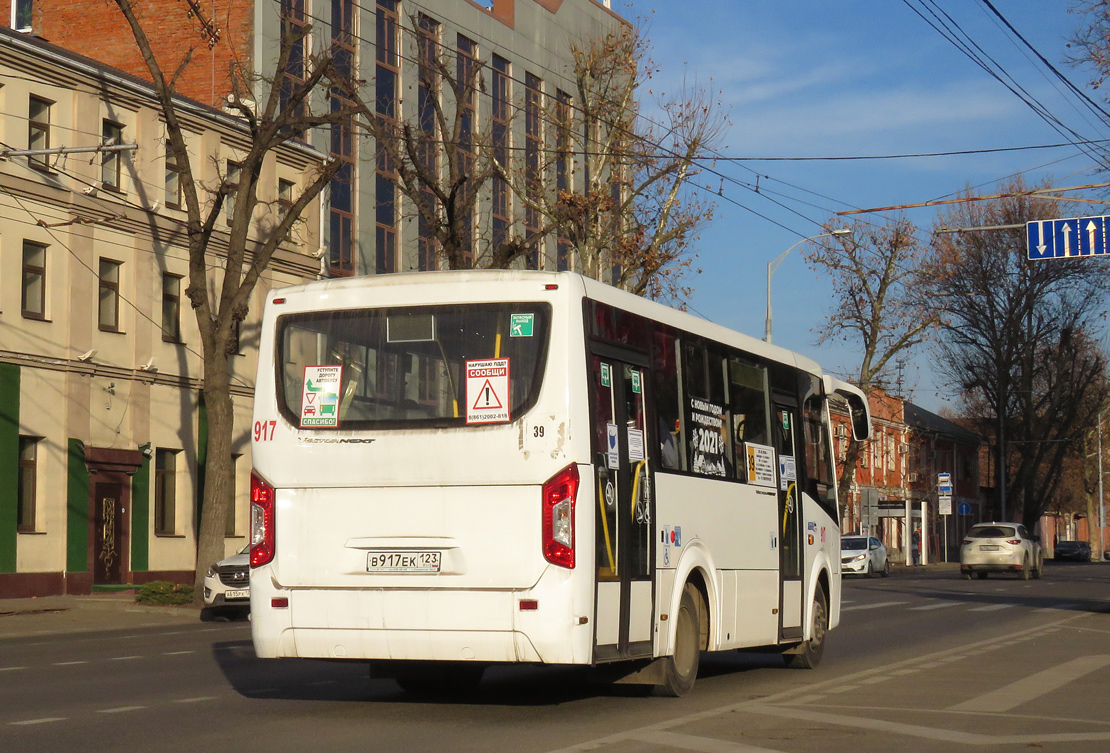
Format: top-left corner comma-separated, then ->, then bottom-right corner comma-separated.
773,399 -> 805,640
590,353 -> 654,661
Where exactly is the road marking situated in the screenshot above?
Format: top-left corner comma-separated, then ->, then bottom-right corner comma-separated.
908,602 -> 959,611
1036,603 -> 1081,612
53,660 -> 89,666
622,730 -> 786,753
949,655 -> 1110,713
175,696 -> 217,704
968,603 -> 1016,612
110,655 -> 142,661
97,706 -> 146,714
0,666 -> 26,671
163,650 -> 194,656
10,717 -> 65,726
842,601 -> 908,612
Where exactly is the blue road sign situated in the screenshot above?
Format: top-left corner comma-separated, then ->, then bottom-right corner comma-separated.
957,502 -> 972,516
1028,216 -> 1110,260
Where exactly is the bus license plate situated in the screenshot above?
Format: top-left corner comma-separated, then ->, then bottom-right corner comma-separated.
367,551 -> 441,573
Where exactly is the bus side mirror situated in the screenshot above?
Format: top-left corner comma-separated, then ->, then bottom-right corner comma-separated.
845,393 -> 870,442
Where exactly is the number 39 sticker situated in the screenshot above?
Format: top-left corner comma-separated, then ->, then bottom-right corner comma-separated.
254,420 -> 277,442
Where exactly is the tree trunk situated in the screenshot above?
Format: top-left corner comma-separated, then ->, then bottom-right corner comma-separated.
192,346 -> 236,603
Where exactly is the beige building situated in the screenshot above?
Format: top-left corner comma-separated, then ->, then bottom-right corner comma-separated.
0,27 -> 325,596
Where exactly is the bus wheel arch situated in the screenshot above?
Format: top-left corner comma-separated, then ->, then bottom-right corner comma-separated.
654,581 -> 704,697
784,573 -> 829,669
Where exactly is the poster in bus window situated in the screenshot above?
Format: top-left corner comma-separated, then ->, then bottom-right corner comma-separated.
688,398 -> 727,477
301,365 -> 343,428
745,443 -> 777,487
466,358 -> 511,424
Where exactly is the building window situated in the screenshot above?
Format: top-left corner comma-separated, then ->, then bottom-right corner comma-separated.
524,72 -> 543,269
22,240 -> 46,320
327,0 -> 357,276
416,13 -> 440,271
162,273 -> 182,342
101,120 -> 123,190
13,0 -> 32,31
28,96 -> 51,171
98,259 -> 122,332
154,449 -> 178,536
225,161 -> 240,224
491,55 -> 511,254
17,436 -> 40,533
277,178 -> 295,216
456,34 -> 479,266
279,0 -> 307,121
555,89 -> 572,271
165,142 -> 181,208
375,0 -> 400,275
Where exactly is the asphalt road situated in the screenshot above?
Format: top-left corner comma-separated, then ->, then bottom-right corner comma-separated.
2,562 -> 1108,752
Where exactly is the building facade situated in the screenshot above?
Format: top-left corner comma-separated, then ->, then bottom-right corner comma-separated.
0,27 -> 325,596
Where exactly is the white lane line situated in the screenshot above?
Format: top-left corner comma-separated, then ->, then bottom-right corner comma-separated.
1036,603 -> 1081,613
163,651 -> 194,656
968,604 -> 1016,612
10,717 -> 65,726
908,602 -> 959,611
842,601 -> 908,612
0,666 -> 26,671
53,661 -> 89,666
110,655 -> 142,661
97,706 -> 146,714
175,696 -> 217,704
949,655 -> 1110,713
625,729 -> 785,753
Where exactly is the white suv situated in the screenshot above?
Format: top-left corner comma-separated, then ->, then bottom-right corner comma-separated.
202,545 -> 250,618
960,523 -> 1043,580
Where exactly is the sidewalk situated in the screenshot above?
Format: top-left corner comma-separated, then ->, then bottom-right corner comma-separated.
0,592 -> 203,640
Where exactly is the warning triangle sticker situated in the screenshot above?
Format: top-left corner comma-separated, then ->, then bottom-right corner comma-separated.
470,379 -> 504,410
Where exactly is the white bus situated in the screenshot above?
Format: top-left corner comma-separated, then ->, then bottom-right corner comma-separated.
248,270 -> 870,696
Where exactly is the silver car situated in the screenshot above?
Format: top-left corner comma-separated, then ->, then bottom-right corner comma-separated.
202,545 -> 250,618
960,522 -> 1043,580
841,535 -> 890,577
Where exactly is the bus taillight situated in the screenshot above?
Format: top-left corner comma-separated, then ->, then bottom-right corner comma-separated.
250,471 -> 276,568
542,464 -> 579,569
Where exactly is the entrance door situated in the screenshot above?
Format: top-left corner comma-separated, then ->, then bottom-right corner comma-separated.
773,399 -> 804,639
591,352 -> 654,661
94,482 -> 124,584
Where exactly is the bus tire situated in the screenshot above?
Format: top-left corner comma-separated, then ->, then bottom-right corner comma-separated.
654,583 -> 702,697
786,586 -> 828,670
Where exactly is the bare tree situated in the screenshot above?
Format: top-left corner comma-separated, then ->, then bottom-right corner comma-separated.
338,19 -> 724,301
110,0 -> 356,598
805,217 -> 937,506
926,179 -> 1110,527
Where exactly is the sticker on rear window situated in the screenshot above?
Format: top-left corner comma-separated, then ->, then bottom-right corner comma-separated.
301,365 -> 342,428
466,359 -> 510,424
510,313 -> 534,337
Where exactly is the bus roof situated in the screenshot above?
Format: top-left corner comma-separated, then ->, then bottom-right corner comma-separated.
267,269 -> 826,377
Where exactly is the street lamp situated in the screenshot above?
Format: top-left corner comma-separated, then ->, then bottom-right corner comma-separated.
764,228 -> 851,343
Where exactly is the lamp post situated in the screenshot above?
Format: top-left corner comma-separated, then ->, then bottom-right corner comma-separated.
765,229 -> 851,344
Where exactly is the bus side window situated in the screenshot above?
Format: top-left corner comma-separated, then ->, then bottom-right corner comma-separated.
653,328 -> 683,470
682,340 -> 731,479
729,358 -> 770,483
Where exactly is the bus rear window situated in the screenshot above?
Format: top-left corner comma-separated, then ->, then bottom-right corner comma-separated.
276,303 -> 550,428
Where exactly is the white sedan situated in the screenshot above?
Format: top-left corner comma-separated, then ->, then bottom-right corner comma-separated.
841,535 -> 890,577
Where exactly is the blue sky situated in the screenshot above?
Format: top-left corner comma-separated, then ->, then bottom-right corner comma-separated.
611,1 -> 1107,412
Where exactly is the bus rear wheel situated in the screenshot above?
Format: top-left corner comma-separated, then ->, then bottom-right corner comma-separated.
786,587 -> 828,670
654,583 -> 702,697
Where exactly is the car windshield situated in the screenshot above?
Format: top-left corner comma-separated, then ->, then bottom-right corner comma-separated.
842,538 -> 867,551
968,526 -> 1015,539
276,302 -> 550,429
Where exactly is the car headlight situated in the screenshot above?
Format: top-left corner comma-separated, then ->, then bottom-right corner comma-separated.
207,565 -> 217,577
853,554 -> 866,562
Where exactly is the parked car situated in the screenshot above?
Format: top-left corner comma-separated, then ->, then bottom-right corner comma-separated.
959,522 -> 1043,580
841,535 -> 890,577
202,545 -> 250,619
1054,540 -> 1092,562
